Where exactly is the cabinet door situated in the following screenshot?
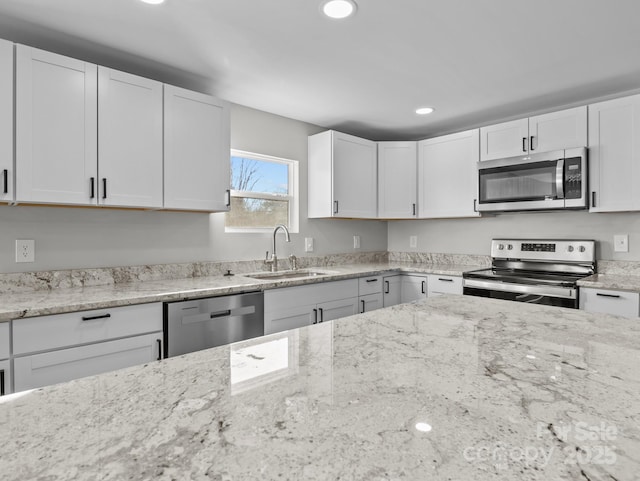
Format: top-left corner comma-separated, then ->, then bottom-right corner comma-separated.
588,94 -> 640,212
418,129 -> 480,218
164,85 -> 230,211
401,275 -> 428,303
13,332 -> 162,392
98,67 -> 162,208
529,106 -> 587,153
0,40 -> 13,203
383,275 -> 402,307
580,288 -> 639,318
378,141 -> 417,218
264,304 -> 314,335
479,118 -> 529,161
0,359 -> 11,396
16,45 -> 98,205
0,322 -> 9,360
317,297 -> 358,322
332,131 -> 377,218
359,293 -> 383,313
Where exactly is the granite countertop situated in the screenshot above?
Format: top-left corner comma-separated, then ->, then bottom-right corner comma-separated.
0,262 -> 484,322
577,273 -> 640,292
1,295 -> 638,480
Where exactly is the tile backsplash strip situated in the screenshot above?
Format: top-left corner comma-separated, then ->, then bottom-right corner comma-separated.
388,251 -> 490,266
595,260 -> 640,276
0,252 -> 390,294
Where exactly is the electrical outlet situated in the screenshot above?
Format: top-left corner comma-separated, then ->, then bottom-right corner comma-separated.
353,235 -> 361,249
305,237 -> 314,253
16,239 -> 35,263
409,235 -> 418,249
614,234 -> 629,253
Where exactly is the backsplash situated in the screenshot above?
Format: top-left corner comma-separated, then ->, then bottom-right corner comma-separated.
595,260 -> 640,276
0,251 -> 390,294
388,251 -> 490,266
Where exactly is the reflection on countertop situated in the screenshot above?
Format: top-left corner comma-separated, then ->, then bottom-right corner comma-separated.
1,295 -> 638,480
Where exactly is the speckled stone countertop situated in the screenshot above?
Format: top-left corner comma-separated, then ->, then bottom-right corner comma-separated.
1,295 -> 638,480
0,262 -> 485,322
577,274 -> 640,292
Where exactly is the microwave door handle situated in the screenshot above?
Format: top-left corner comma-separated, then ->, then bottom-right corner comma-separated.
556,159 -> 565,199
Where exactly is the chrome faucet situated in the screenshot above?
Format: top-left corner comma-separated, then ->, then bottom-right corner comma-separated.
264,224 -> 291,272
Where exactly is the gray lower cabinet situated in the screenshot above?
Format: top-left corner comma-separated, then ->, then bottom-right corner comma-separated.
264,279 -> 358,335
401,274 -> 428,303
383,275 -> 402,307
580,287 -> 639,318
12,302 -> 163,392
0,323 -> 10,396
358,275 -> 383,313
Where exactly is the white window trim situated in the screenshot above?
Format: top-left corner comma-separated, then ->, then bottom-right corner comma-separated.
226,149 -> 299,234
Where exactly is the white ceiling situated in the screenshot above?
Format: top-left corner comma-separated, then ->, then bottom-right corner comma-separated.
1,0 -> 640,140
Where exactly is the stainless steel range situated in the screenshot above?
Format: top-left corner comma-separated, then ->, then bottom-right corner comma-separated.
463,239 -> 596,308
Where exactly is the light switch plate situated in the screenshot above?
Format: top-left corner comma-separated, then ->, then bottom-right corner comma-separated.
614,234 -> 629,252
305,237 -> 314,253
353,235 -> 361,249
16,239 -> 35,263
409,235 -> 418,249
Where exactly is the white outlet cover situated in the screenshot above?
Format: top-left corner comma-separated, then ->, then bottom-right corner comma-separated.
409,235 -> 418,248
16,239 -> 35,263
614,234 -> 629,252
305,237 -> 314,253
353,235 -> 361,249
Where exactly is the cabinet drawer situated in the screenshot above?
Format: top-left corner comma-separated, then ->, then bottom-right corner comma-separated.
359,276 -> 383,296
580,288 -> 639,318
13,332 -> 162,392
427,275 -> 462,296
13,302 -> 162,355
265,279 -> 358,312
0,323 -> 9,360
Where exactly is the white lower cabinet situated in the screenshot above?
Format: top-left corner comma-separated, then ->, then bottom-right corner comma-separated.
580,288 -> 639,318
264,279 -> 358,335
12,302 -> 163,392
13,332 -> 162,392
427,275 -> 462,297
358,275 -> 383,313
401,275 -> 428,304
383,275 -> 402,307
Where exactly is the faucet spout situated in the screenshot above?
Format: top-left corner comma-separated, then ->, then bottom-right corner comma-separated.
266,224 -> 291,272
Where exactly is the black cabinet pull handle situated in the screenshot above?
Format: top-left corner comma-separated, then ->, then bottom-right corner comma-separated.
82,313 -> 111,321
225,189 -> 230,207
318,308 -> 324,322
522,137 -> 527,152
596,293 -> 621,299
530,135 -> 535,151
102,178 -> 107,199
412,203 -> 416,216
90,177 -> 95,199
156,339 -> 162,361
312,308 -> 318,324
421,280 -> 426,294
591,192 -> 596,208
473,198 -> 477,212
438,278 -> 454,282
384,280 -> 389,294
365,278 -> 378,283
2,169 -> 7,194
361,300 -> 365,313
0,370 -> 4,396
334,200 -> 339,214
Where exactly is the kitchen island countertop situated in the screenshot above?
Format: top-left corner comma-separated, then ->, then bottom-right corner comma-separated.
1,295 -> 638,480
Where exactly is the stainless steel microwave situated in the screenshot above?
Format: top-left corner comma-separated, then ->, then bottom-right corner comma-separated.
477,147 -> 587,212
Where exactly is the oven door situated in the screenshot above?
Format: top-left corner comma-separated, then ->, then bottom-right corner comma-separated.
477,151 -> 565,211
463,278 -> 578,309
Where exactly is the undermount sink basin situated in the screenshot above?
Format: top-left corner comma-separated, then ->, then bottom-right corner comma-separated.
243,269 -> 338,281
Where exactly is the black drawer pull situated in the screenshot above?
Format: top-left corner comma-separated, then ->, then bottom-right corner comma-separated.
2,169 -> 7,194
421,280 -> 426,294
210,309 -> 231,319
0,370 -> 4,396
157,339 -> 162,361
82,313 -> 111,321
437,278 -> 454,282
596,293 -> 621,299
365,279 -> 378,283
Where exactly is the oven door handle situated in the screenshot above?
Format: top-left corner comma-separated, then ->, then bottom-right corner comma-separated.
463,278 -> 576,299
556,158 -> 565,199
515,293 -> 545,303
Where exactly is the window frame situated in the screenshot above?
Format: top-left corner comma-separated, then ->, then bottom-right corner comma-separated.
225,149 -> 299,233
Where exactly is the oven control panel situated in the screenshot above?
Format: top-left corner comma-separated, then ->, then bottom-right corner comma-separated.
491,239 -> 595,262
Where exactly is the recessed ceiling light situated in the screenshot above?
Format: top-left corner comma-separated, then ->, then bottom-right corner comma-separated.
139,0 -> 165,4
321,0 -> 357,19
416,107 -> 435,115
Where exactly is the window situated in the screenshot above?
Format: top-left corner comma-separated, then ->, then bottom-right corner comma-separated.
225,150 -> 299,232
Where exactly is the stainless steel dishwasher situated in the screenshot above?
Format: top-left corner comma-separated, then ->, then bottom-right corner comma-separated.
163,291 -> 264,358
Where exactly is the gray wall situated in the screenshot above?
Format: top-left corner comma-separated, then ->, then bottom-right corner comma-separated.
388,211 -> 640,261
0,104 -> 388,273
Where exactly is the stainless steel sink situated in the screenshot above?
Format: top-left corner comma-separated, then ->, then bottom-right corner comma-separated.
243,269 -> 338,281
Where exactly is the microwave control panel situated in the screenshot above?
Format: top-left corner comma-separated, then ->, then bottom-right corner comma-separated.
564,157 -> 582,199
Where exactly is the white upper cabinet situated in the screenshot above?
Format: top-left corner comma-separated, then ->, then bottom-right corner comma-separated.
15,45 -> 98,205
418,129 -> 480,218
308,130 -> 377,218
480,106 -> 587,161
377,141 -> 417,218
588,94 -> 640,212
98,67 -> 163,208
164,85 -> 230,211
0,40 -> 12,203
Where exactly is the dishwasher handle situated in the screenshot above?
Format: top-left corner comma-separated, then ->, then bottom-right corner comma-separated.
210,309 -> 232,319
